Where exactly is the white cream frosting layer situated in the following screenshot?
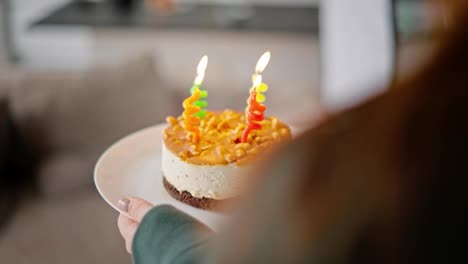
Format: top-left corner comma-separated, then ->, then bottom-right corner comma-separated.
161,142 -> 251,200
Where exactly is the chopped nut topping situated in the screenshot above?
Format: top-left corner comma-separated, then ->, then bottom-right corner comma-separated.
224,153 -> 235,162
188,145 -> 198,155
272,131 -> 280,139
272,117 -> 279,129
166,116 -> 178,126
215,145 -> 224,156
164,110 -> 291,165
235,143 -> 250,150
235,149 -> 245,158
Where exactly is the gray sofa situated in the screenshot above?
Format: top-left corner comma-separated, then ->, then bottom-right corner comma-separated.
0,56 -> 184,263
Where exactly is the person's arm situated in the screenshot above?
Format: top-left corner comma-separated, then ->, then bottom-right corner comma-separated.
132,205 -> 214,264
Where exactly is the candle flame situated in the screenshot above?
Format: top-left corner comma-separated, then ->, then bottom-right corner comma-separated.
194,75 -> 204,86
255,51 -> 271,73
194,55 -> 208,86
253,74 -> 262,88
197,55 -> 208,76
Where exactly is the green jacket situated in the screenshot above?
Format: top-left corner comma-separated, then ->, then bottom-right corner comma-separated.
132,205 -> 212,264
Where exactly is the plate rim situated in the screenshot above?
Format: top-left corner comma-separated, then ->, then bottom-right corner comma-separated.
94,122 -> 302,219
94,123 -> 167,219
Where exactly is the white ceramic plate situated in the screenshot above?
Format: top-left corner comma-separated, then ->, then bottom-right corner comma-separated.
94,123 -> 302,231
94,124 -> 226,231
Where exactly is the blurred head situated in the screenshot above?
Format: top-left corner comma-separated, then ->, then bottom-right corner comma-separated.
219,1 -> 468,263
300,0 -> 468,262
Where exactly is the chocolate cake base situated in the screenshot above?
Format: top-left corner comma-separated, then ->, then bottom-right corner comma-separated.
163,176 -> 233,211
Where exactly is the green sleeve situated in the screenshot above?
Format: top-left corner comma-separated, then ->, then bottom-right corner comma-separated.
132,205 -> 214,264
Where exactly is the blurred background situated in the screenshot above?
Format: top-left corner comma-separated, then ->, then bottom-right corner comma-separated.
0,0 -> 443,263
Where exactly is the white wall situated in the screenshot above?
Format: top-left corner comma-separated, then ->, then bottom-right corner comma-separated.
12,0 -> 92,70
320,0 -> 394,110
178,0 -> 319,5
11,0 -> 319,71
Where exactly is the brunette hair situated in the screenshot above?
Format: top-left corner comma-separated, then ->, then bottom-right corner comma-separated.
292,1 -> 468,262
219,2 -> 468,263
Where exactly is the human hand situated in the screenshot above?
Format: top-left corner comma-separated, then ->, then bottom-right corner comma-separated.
117,197 -> 154,254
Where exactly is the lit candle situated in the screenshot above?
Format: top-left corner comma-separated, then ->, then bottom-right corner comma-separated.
182,89 -> 201,143
241,52 -> 271,143
182,56 -> 208,143
190,56 -> 209,118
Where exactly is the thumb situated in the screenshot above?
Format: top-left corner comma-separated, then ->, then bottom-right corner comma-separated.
118,197 -> 154,223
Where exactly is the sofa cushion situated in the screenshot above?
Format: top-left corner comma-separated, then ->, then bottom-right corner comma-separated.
0,100 -> 10,228
0,100 -> 7,176
0,99 -> 37,229
7,55 -> 181,196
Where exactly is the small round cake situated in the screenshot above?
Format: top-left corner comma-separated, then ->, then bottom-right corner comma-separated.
162,109 -> 291,210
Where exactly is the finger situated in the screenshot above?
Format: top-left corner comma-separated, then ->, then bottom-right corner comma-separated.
126,237 -> 134,255
117,213 -> 136,238
124,222 -> 138,255
126,197 -> 154,223
117,213 -> 138,255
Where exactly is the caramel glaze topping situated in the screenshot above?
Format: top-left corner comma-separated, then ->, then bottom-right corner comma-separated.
163,109 -> 291,166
